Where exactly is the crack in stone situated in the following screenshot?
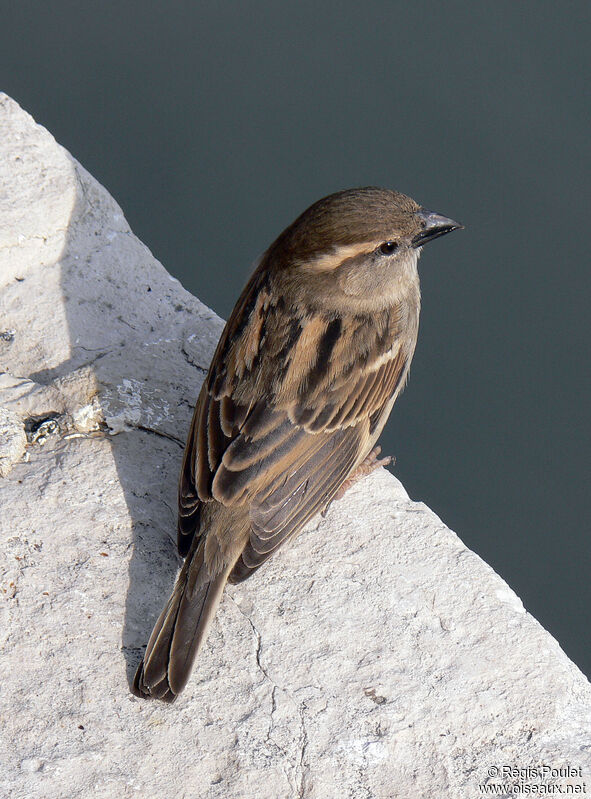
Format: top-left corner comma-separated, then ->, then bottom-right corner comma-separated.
72,347 -> 121,369
227,595 -> 310,796
266,685 -> 278,745
116,316 -> 138,331
297,702 -> 309,799
134,424 -> 184,448
228,595 -> 276,688
180,345 -> 209,374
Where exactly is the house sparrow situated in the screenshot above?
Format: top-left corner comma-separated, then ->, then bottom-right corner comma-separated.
133,187 -> 462,702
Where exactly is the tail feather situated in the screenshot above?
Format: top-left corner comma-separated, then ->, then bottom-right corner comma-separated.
133,541 -> 232,702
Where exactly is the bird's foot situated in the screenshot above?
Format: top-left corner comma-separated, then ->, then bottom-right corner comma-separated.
322,446 -> 393,516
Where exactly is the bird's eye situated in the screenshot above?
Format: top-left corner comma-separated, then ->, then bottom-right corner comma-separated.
378,241 -> 398,255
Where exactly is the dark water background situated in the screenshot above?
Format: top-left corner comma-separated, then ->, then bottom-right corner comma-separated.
3,3 -> 590,675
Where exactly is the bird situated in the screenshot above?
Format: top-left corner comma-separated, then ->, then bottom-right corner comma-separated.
133,187 -> 462,702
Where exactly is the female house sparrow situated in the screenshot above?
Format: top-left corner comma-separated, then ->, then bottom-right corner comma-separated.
133,187 -> 462,702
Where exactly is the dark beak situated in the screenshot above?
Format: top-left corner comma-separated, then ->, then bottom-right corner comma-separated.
412,209 -> 463,249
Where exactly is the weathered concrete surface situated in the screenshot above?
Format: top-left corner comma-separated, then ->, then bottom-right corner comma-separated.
1,93 -> 589,799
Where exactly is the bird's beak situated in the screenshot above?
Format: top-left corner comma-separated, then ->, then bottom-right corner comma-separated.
412,209 -> 464,249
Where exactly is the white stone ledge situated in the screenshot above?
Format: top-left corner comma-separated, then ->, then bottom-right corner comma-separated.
1,94 -> 590,799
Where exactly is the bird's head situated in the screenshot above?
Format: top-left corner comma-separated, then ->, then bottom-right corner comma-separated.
267,187 -> 462,312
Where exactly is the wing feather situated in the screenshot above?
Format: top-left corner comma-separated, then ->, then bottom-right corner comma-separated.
231,424 -> 365,581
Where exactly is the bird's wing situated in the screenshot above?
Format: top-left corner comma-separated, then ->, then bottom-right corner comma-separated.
178,264 -> 411,574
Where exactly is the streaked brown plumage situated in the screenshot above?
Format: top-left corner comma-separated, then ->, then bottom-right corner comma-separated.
133,187 -> 462,701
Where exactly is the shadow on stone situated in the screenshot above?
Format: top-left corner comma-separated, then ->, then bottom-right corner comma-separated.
50,176 -> 214,690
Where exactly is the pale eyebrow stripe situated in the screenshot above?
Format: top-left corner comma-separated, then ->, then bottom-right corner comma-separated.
303,241 -> 375,272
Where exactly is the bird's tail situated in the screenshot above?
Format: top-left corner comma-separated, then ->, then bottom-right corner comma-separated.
133,538 -> 233,702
